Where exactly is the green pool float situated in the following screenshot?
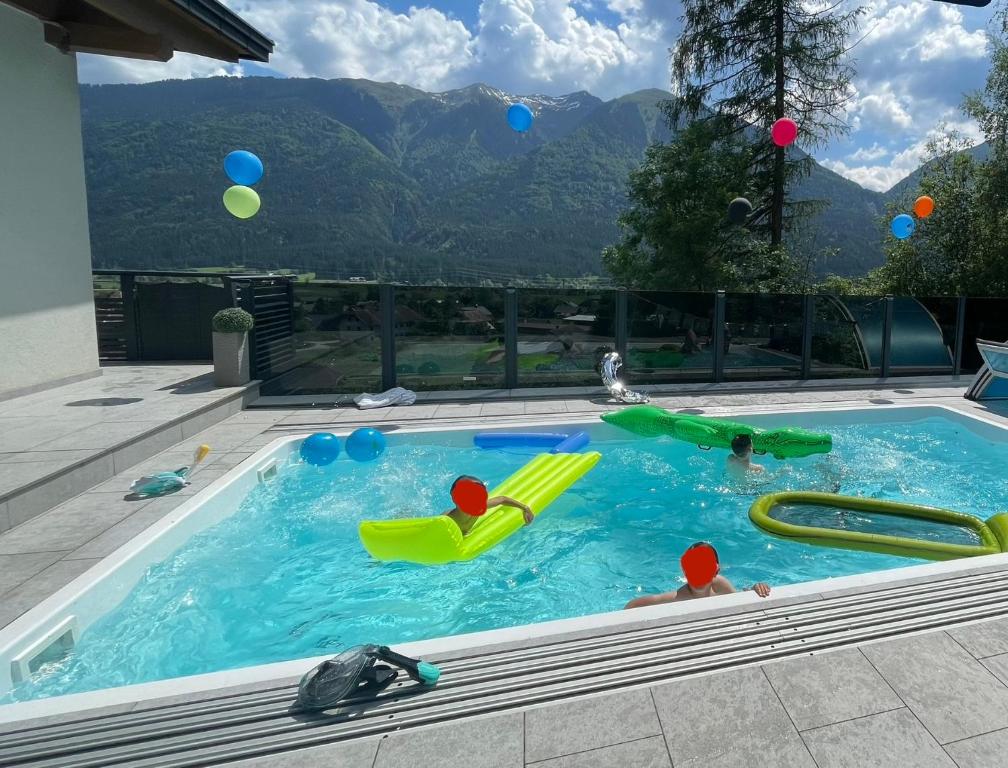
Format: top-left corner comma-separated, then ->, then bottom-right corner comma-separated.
750,491 -> 1008,561
601,405 -> 832,459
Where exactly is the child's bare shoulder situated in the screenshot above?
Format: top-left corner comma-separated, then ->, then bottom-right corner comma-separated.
712,575 -> 736,592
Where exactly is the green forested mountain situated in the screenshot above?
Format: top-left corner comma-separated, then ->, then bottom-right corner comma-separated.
81,76 -> 905,281
883,142 -> 991,202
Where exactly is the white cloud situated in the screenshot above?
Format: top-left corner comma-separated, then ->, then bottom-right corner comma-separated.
851,82 -> 914,131
607,0 -> 643,14
824,118 -> 983,191
848,143 -> 888,162
918,6 -> 987,62
233,0 -> 472,89
77,52 -> 244,85
467,0 -> 671,97
77,0 -> 674,100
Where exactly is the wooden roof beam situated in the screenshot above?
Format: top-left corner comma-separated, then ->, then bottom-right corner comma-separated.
43,20 -> 170,61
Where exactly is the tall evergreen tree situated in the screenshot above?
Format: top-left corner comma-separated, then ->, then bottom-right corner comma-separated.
671,0 -> 863,247
602,118 -> 803,291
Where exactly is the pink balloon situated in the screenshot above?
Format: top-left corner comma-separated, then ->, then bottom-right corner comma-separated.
771,118 -> 798,147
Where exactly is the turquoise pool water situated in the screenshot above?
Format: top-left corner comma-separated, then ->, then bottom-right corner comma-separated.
8,409 -> 1008,702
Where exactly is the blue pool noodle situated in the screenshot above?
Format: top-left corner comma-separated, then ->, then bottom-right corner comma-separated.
550,431 -> 591,453
474,432 -> 567,449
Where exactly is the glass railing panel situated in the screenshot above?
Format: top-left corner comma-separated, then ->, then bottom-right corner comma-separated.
516,289 -> 615,387
259,282 -> 381,396
891,297 -> 956,377
962,297 -> 1008,374
810,295 -> 878,378
724,293 -> 803,381
626,291 -> 715,383
394,287 -> 506,391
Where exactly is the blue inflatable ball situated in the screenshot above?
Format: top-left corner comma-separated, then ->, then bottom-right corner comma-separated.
891,213 -> 915,240
224,150 -> 264,186
300,432 -> 340,466
507,103 -> 534,133
345,427 -> 386,463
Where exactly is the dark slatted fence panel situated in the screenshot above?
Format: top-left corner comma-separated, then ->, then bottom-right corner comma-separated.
134,281 -> 229,360
94,296 -> 127,361
233,277 -> 295,380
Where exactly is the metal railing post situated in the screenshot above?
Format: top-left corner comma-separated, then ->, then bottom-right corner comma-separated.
953,296 -> 967,379
713,289 -> 726,383
615,288 -> 628,359
505,287 -> 518,389
120,273 -> 140,361
880,294 -> 894,378
222,275 -> 239,307
380,284 -> 396,391
800,294 -> 814,379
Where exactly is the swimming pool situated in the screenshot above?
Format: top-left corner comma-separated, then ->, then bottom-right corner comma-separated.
3,405 -> 1008,706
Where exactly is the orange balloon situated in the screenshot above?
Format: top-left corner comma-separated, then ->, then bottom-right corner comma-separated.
914,195 -> 934,218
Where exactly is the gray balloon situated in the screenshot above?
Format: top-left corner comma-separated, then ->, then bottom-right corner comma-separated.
728,197 -> 752,225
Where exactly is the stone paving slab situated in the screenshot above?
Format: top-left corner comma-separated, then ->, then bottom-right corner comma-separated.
0,365 -> 254,529
762,648 -> 903,731
373,712 -> 524,768
524,688 -> 661,763
947,616 -> 1008,659
0,551 -> 66,595
943,726 -> 1008,768
0,557 -> 101,628
528,736 -> 672,768
800,708 -> 955,768
652,666 -> 815,768
860,631 -> 1008,744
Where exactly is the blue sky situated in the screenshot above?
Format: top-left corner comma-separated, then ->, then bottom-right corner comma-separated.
77,1 -> 1000,192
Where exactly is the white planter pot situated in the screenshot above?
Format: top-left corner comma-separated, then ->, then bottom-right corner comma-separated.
212,331 -> 250,387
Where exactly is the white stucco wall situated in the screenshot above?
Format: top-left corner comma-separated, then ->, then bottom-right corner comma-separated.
0,4 -> 100,398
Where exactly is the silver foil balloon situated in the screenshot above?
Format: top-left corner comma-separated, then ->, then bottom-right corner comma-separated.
600,352 -> 649,404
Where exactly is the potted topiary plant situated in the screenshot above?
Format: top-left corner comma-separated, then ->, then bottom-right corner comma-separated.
211,308 -> 254,386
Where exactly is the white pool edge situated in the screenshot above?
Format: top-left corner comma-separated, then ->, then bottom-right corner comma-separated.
1,399 -> 1006,724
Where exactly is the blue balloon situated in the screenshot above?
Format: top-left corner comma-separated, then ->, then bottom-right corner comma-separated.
891,213 -> 915,240
224,150 -> 264,186
300,432 -> 340,466
345,427 -> 386,463
507,103 -> 534,133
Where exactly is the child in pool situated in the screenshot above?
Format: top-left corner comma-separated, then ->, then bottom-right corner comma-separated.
445,475 -> 534,536
726,433 -> 765,477
624,542 -> 771,609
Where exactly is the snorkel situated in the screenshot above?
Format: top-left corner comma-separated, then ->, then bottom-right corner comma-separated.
181,444 -> 211,480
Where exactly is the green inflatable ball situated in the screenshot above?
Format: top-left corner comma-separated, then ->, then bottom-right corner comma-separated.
223,185 -> 261,219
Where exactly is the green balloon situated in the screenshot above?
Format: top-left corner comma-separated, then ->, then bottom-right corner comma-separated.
223,185 -> 261,219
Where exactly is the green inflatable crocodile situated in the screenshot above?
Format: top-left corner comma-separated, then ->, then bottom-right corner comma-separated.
601,405 -> 832,459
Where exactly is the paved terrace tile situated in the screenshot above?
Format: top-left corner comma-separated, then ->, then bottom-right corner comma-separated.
217,626 -> 1008,767
0,365 -> 253,515
859,631 -> 1008,744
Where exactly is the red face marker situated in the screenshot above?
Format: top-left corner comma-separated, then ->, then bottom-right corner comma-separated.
451,477 -> 488,517
681,545 -> 719,588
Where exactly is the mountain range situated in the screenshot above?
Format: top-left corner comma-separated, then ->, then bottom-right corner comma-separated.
79,76 -> 939,282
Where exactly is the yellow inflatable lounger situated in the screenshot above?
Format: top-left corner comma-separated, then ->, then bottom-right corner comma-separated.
359,451 -> 601,565
749,491 -> 1008,561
